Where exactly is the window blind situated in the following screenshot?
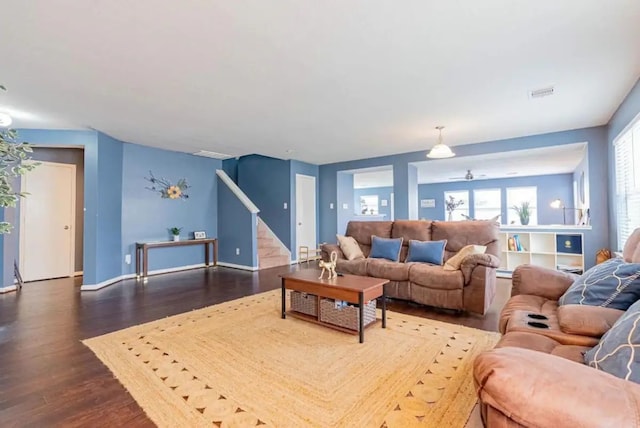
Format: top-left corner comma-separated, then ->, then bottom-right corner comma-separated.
614,120 -> 640,249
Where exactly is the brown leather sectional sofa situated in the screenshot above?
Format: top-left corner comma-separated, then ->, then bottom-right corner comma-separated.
320,220 -> 500,315
474,229 -> 640,427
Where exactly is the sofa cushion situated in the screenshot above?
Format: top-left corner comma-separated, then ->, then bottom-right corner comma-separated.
335,258 -> 368,276
585,299 -> 640,382
409,264 -> 464,290
366,259 -> 411,281
369,236 -> 403,262
431,220 -> 500,260
557,304 -> 625,337
495,332 -> 590,364
559,258 -> 640,310
444,244 -> 486,271
623,228 -> 640,262
345,221 -> 393,257
405,239 -> 447,264
391,220 -> 433,262
336,235 -> 364,261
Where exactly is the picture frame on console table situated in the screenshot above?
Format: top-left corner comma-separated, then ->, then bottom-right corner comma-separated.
194,231 -> 206,239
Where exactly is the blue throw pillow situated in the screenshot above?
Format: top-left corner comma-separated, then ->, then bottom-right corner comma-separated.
405,240 -> 447,265
369,236 -> 403,262
584,299 -> 640,383
559,258 -> 640,310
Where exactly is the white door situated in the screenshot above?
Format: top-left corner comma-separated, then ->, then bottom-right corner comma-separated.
295,174 -> 317,258
20,161 -> 76,282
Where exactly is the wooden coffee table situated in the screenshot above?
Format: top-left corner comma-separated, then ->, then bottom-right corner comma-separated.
280,270 -> 389,343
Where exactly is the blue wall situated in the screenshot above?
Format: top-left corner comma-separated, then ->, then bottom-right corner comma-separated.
237,155 -> 291,249
336,172 -> 354,236
121,143 -> 220,275
320,126 -> 609,268
353,186 -> 393,219
290,160 -> 320,254
96,133 -> 124,281
608,77 -> 640,249
217,176 -> 257,267
417,174 -> 573,225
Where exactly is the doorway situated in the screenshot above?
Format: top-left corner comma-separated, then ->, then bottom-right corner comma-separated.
295,174 -> 317,257
19,160 -> 76,282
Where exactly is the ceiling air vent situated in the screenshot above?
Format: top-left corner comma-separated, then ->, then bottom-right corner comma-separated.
193,150 -> 234,160
529,86 -> 555,99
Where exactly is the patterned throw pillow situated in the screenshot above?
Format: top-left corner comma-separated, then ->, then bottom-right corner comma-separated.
559,258 -> 640,310
336,235 -> 365,261
584,299 -> 640,382
405,240 -> 447,265
369,236 -> 403,262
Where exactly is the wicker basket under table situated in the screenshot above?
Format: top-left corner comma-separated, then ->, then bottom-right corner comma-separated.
319,298 -> 376,331
290,291 -> 318,316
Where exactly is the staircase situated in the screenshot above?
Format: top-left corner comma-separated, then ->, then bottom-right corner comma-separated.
257,217 -> 291,269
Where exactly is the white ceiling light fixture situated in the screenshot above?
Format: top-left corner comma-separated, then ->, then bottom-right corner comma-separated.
427,126 -> 455,159
0,112 -> 12,127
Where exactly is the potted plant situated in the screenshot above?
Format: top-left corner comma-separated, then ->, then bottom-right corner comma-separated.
511,201 -> 531,225
169,227 -> 182,241
445,195 -> 464,221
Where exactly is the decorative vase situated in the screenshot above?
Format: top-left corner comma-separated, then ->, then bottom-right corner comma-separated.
172,235 -> 180,242
520,217 -> 529,226
447,212 -> 453,221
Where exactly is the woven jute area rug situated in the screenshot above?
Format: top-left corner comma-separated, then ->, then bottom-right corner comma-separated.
84,290 -> 499,427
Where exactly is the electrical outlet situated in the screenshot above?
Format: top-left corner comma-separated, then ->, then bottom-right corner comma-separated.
283,202 -> 288,209
330,203 -> 334,209
236,248 -> 240,255
125,254 -> 131,264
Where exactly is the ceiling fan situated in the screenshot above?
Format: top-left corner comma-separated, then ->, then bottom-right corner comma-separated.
448,169 -> 487,181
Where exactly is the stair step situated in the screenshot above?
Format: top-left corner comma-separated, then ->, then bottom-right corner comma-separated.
259,254 -> 290,269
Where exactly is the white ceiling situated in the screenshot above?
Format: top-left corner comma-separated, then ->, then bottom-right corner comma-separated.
0,1 -> 638,164
353,143 -> 586,187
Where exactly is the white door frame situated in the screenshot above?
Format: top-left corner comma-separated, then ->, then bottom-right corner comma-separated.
295,174 -> 317,261
19,160 -> 76,280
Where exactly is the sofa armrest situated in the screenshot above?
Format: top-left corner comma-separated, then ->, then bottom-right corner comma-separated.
511,264 -> 578,300
320,244 -> 344,262
461,253 -> 500,270
474,347 -> 640,428
558,304 -> 625,337
460,254 -> 500,285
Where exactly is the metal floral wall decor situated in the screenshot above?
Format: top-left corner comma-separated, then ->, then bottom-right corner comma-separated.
144,171 -> 190,200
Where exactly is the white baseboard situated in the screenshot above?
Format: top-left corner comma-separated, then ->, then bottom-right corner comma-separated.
81,263 -> 210,291
81,274 -> 129,291
0,285 -> 17,294
217,262 -> 259,271
74,271 -> 84,276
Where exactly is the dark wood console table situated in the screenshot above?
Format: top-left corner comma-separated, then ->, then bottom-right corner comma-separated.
135,238 -> 218,279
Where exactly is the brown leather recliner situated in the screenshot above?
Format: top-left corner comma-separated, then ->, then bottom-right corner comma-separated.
473,228 -> 640,427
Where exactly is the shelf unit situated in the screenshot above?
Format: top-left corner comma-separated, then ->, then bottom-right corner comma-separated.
497,231 -> 584,277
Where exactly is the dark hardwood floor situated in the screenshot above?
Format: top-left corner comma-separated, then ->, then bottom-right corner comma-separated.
0,263 -> 511,427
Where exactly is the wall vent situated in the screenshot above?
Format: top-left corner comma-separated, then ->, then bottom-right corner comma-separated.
529,86 -> 555,99
193,150 -> 234,160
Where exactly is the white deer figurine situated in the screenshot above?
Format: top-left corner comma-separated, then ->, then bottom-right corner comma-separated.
318,251 -> 338,279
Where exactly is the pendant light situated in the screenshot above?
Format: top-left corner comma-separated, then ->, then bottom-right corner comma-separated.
427,126 -> 455,159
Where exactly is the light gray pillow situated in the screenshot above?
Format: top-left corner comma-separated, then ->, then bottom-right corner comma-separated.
584,299 -> 640,383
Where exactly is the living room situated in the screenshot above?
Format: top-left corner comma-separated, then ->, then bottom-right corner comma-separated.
1,1 -> 640,427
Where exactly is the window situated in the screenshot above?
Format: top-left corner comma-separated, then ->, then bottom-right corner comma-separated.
444,190 -> 469,221
506,187 -> 537,225
614,117 -> 640,249
474,189 -> 501,222
359,195 -> 379,215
